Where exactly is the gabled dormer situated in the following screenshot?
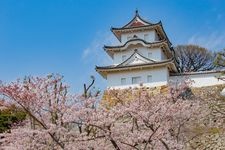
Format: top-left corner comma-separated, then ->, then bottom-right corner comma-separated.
117,50 -> 156,67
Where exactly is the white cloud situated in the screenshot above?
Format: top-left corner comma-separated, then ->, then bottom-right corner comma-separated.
82,31 -> 119,65
188,31 -> 225,51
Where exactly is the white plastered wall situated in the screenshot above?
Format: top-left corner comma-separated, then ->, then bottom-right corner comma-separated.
121,30 -> 157,44
107,67 -> 169,89
169,73 -> 225,87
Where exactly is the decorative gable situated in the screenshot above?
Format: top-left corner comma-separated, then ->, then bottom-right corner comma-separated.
118,51 -> 156,67
123,10 -> 151,28
126,17 -> 148,28
130,20 -> 145,27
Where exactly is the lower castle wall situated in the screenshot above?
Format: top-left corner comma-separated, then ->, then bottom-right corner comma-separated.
170,72 -> 225,87
107,70 -> 225,89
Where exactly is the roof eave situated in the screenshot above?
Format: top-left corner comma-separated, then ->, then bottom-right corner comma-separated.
111,27 -> 121,42
105,39 -> 173,58
96,58 -> 175,71
157,22 -> 172,46
111,22 -> 161,31
103,46 -> 114,58
104,38 -> 168,50
111,22 -> 162,43
95,67 -> 107,79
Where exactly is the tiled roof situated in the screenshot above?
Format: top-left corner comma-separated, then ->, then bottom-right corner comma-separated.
111,22 -> 171,46
116,50 -> 156,67
96,58 -> 174,70
121,10 -> 153,28
104,39 -> 169,50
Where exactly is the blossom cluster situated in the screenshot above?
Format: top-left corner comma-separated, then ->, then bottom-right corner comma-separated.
0,75 -> 207,150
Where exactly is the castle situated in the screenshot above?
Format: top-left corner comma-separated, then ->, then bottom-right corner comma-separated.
96,11 -> 224,89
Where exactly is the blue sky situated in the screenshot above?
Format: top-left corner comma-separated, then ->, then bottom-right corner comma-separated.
0,0 -> 225,93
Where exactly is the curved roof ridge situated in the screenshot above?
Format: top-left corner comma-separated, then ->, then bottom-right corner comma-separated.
111,22 -> 161,31
116,50 -> 137,67
96,57 -> 175,70
104,38 -> 167,50
116,50 -> 157,67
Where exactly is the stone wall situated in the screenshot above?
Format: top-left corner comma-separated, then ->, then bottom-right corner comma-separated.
101,85 -> 169,108
101,84 -> 225,149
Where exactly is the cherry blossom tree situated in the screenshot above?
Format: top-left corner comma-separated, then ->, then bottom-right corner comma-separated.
0,75 -> 206,150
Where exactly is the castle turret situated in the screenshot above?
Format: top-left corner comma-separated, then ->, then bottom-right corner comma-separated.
96,11 -> 179,89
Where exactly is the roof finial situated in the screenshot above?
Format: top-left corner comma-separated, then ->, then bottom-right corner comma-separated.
135,9 -> 139,16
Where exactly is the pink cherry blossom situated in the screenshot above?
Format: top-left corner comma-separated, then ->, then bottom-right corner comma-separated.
0,75 -> 207,150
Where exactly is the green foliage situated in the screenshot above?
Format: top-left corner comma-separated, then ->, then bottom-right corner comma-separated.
0,105 -> 26,133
